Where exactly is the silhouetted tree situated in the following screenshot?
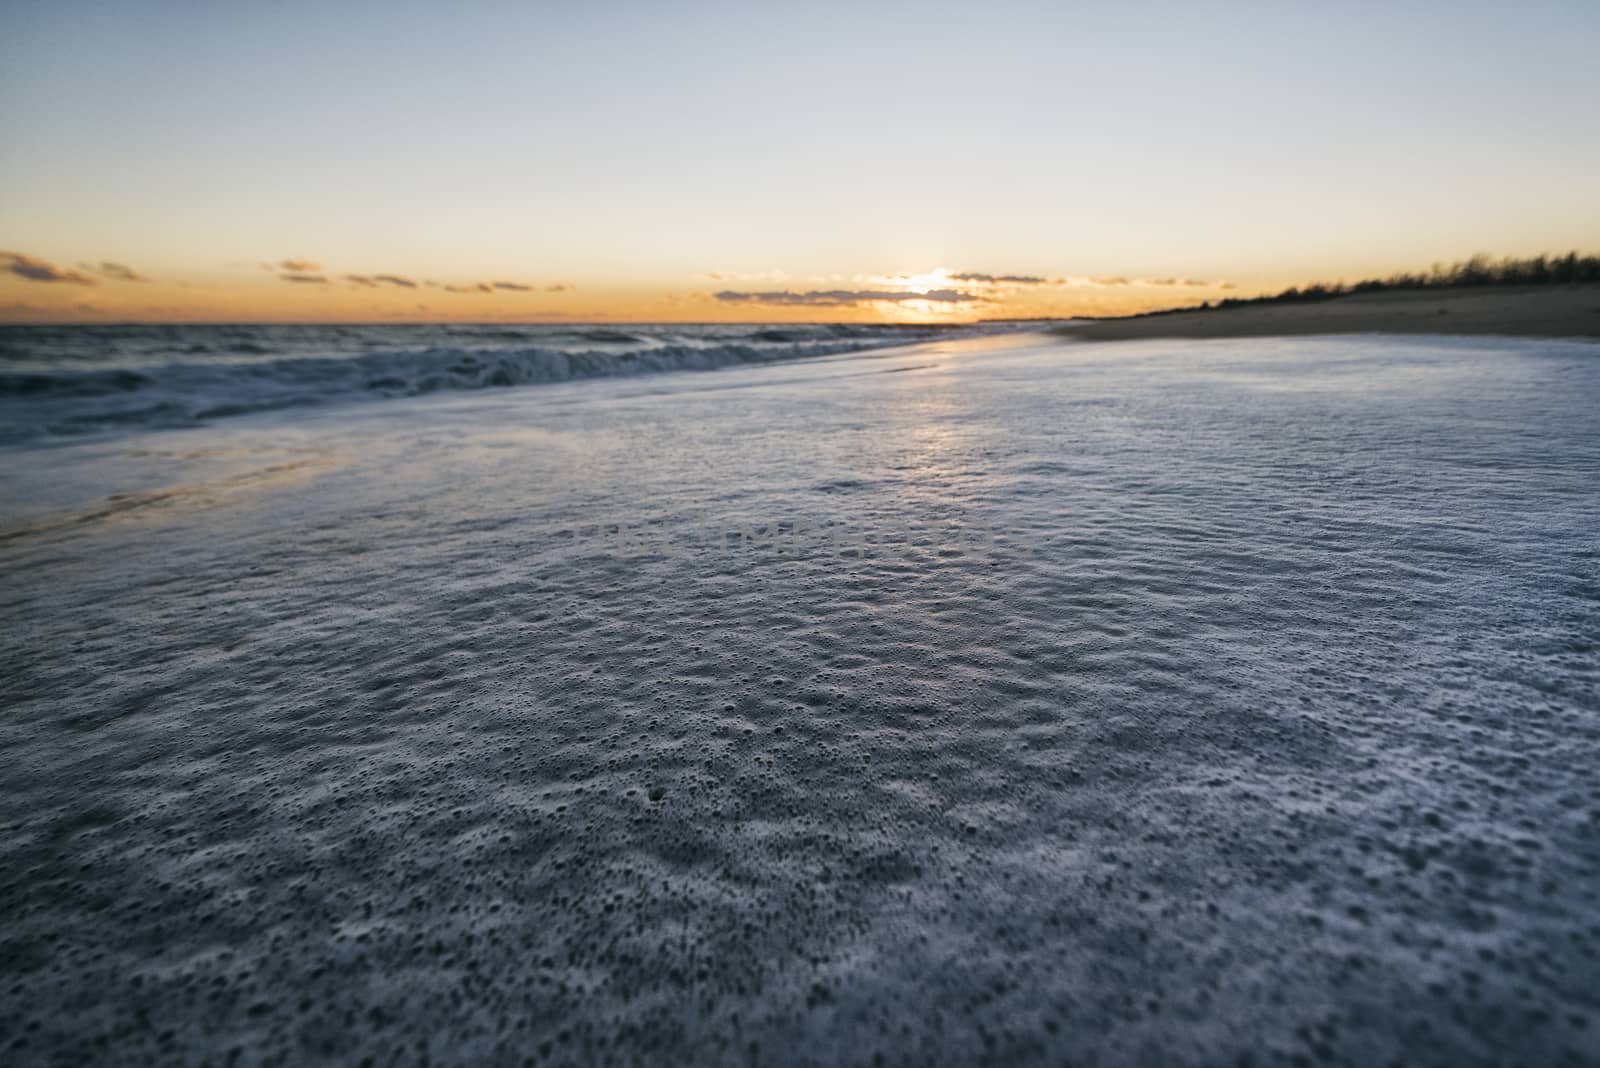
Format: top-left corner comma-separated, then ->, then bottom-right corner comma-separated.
1203,252 -> 1599,311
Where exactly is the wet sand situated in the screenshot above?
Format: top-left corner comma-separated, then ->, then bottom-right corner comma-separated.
1055,284 -> 1600,341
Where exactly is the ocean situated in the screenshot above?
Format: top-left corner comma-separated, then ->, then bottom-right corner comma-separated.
0,322 -> 994,445
2,327 -> 1598,1063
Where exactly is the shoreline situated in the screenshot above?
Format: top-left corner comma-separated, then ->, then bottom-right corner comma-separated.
1053,284 -> 1600,341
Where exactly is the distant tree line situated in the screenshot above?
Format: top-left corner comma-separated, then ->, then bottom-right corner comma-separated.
1208,252 -> 1600,311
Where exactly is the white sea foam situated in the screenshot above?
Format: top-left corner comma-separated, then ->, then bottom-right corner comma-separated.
0,322 -> 1009,443
1,331 -> 1597,1064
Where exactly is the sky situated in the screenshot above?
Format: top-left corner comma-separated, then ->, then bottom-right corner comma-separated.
2,0 -> 1597,323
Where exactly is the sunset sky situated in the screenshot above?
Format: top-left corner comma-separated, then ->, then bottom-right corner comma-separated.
3,1 -> 1597,323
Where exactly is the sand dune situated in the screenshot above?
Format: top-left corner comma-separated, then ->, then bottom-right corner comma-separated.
1055,284 -> 1600,341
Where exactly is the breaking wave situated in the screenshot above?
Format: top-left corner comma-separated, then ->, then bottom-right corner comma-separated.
0,323 -> 1001,444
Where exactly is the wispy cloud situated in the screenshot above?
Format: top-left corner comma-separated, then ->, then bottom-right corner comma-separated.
951,273 -> 1228,289
947,272 -> 1053,285
280,272 -> 330,284
715,288 -> 982,307
278,258 -> 321,272
1075,274 -> 1222,287
2,251 -> 97,285
546,283 -> 574,292
344,273 -> 419,289
80,261 -> 147,283
439,279 -> 545,294
874,269 -> 1230,290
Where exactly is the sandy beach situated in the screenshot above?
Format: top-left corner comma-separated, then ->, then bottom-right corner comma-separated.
1054,284 -> 1600,341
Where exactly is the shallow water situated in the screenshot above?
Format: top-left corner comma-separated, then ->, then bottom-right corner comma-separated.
2,331 -> 1598,1064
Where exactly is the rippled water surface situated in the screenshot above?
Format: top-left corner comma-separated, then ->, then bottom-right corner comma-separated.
2,331 -> 1598,1065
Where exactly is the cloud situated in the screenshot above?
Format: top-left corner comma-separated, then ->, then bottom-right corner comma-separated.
280,272 -> 329,284
279,258 -> 321,272
948,272 -> 1052,285
546,283 -> 574,292
2,251 -> 97,285
1017,275 -> 1231,288
79,261 -> 147,283
343,273 -> 418,289
715,288 -> 982,307
907,288 -> 982,303
439,280 -> 550,294
438,279 -> 538,293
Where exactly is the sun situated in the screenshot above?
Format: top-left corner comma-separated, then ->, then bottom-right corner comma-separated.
891,268 -> 955,292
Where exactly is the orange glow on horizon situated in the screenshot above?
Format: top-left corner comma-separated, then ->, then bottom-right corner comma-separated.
0,257 -> 1256,325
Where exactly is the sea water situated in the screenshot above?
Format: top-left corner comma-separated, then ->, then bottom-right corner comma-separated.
2,329 -> 1597,1064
